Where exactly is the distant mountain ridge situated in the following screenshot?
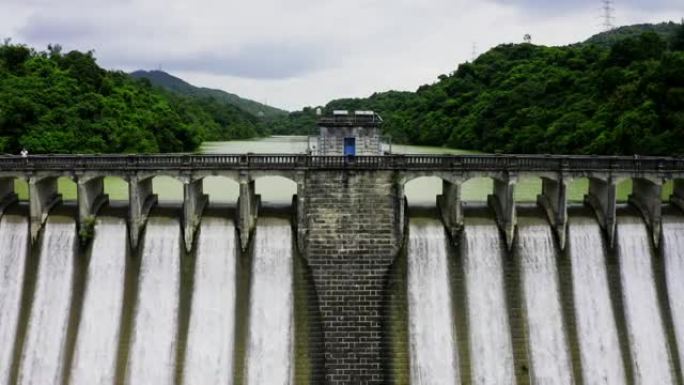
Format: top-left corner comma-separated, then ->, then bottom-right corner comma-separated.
130,70 -> 287,117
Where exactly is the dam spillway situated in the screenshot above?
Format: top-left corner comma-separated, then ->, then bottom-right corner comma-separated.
516,219 -> 573,385
69,217 -> 127,385
567,216 -> 627,385
0,204 -> 680,384
407,219 -> 459,385
182,217 -> 237,385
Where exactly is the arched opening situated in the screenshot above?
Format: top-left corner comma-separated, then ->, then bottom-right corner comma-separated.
13,178 -> 28,202
404,176 -> 443,208
616,179 -> 632,202
514,177 -> 543,203
104,176 -> 129,202
58,176 -> 77,203
461,177 -> 493,202
255,176 -> 297,206
567,178 -> 589,202
662,180 -> 674,201
203,176 -> 239,205
152,176 -> 184,203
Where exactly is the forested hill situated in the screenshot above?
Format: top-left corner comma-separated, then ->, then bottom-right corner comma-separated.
130,70 -> 287,118
583,22 -> 681,47
0,44 -> 265,154
278,22 -> 684,156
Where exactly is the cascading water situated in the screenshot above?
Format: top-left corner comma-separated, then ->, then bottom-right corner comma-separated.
17,217 -> 77,385
407,219 -> 459,385
462,218 -> 516,385
617,216 -> 674,384
125,217 -> 181,385
663,216 -> 684,376
69,217 -> 128,385
245,218 -> 294,385
183,217 -> 237,384
517,220 -> 573,385
0,215 -> 29,385
568,217 -> 626,385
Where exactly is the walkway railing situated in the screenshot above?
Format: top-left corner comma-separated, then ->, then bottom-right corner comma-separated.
0,154 -> 682,172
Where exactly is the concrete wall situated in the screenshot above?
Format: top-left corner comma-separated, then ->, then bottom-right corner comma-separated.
317,126 -> 382,156
302,170 -> 404,384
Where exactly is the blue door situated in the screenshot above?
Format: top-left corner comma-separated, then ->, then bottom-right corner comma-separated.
344,137 -> 356,156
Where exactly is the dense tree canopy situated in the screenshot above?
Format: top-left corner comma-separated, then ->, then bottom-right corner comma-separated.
279,23 -> 684,155
0,43 -> 262,154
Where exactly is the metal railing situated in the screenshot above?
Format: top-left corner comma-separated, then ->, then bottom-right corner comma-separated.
0,154 -> 682,172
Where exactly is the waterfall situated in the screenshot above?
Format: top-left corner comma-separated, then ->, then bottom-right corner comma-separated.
17,217 -> 77,385
462,219 -> 516,385
407,219 -> 459,385
125,217 -> 181,385
663,216 -> 684,377
69,217 -> 127,385
245,218 -> 294,385
517,221 -> 573,385
617,216 -> 674,384
0,216 -> 29,385
568,217 -> 626,385
183,217 -> 237,384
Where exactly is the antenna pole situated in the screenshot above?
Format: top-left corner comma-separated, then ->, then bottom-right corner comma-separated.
602,0 -> 615,31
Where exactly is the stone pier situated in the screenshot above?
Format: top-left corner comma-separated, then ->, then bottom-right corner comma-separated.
488,174 -> 517,249
128,176 -> 157,249
585,176 -> 617,248
29,175 -> 61,241
537,176 -> 568,249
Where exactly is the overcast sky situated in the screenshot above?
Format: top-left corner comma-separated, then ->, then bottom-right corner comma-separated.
1,0 -> 682,110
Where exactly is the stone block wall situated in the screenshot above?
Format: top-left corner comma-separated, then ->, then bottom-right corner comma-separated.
302,170 -> 404,384
317,126 -> 382,156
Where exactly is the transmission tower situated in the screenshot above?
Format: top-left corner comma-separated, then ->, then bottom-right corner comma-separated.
601,0 -> 615,31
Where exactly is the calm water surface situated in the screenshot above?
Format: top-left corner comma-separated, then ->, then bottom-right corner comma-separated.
14,136 -> 674,205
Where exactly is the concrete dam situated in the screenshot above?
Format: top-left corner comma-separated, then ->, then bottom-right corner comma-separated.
0,153 -> 683,385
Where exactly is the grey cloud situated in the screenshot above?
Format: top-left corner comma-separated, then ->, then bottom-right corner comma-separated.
488,0 -> 683,13
19,18 -> 101,43
124,42 -> 335,79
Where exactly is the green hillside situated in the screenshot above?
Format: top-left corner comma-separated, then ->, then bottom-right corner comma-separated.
279,22 -> 684,156
130,70 -> 287,118
0,43 -> 263,154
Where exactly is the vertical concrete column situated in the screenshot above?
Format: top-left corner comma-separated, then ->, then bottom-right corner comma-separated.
29,175 -> 61,241
77,176 -> 108,228
0,177 -> 18,217
295,171 -> 308,253
672,179 -> 684,213
129,176 -> 157,250
437,179 -> 463,240
584,176 -> 617,248
237,172 -> 257,250
182,178 -> 208,252
629,177 -> 664,247
537,176 -> 568,250
488,174 -> 517,249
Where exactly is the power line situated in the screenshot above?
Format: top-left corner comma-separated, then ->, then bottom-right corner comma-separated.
601,0 -> 615,31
